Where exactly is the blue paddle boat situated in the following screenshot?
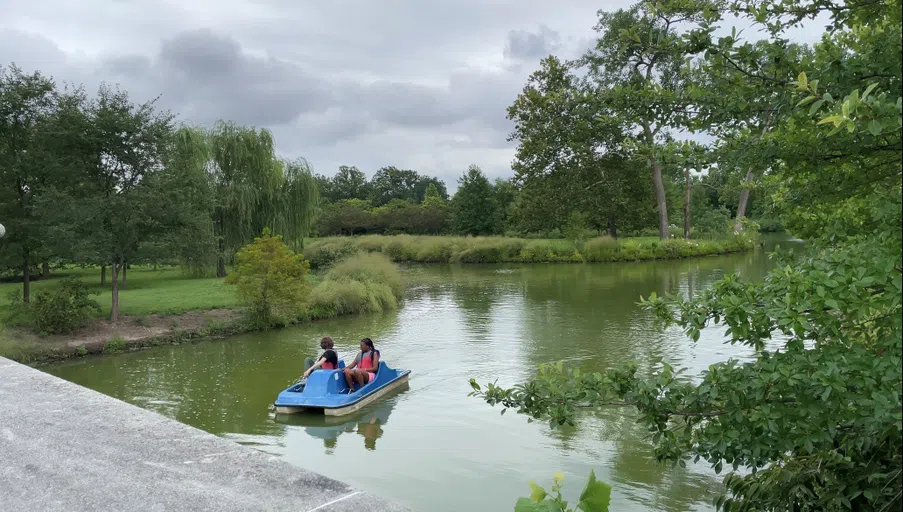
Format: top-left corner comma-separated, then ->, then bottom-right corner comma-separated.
273,361 -> 410,416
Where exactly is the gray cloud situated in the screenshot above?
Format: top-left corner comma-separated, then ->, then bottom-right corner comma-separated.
504,25 -> 562,62
0,0 -> 616,189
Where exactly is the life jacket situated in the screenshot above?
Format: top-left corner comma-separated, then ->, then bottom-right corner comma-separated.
358,350 -> 379,370
321,349 -> 338,370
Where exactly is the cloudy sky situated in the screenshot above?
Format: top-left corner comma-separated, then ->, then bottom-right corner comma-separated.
2,0 -> 824,191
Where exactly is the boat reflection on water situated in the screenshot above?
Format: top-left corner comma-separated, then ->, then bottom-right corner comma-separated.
273,380 -> 408,451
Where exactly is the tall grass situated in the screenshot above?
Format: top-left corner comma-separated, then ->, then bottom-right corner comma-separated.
306,253 -> 405,318
303,233 -> 757,268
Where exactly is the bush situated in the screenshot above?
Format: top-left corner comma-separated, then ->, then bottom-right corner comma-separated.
301,234 -> 756,266
693,206 -> 733,238
583,236 -> 620,262
226,229 -> 311,328
4,277 -> 101,335
302,238 -> 357,270
308,253 -> 404,318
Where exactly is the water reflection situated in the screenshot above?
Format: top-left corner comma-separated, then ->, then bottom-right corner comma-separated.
45,236 -> 804,512
273,382 -> 407,452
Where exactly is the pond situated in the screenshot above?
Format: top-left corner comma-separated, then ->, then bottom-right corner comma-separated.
45,234 -> 801,511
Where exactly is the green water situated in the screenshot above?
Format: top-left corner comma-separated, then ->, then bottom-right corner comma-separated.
45,235 -> 801,511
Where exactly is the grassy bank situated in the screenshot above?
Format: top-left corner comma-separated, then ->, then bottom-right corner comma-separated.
0,253 -> 405,364
303,234 -> 758,269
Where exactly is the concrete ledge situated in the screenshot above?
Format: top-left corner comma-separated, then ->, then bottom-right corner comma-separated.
0,357 -> 412,512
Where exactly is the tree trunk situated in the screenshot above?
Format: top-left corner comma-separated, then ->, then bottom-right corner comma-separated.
22,250 -> 31,303
651,158 -> 670,240
41,261 -> 50,278
734,168 -> 754,232
608,215 -> 618,239
101,265 -> 107,286
111,262 -> 120,322
216,238 -> 227,278
684,167 -> 691,239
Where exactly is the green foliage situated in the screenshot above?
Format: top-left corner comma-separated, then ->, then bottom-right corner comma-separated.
451,166 -> 499,236
473,0 -> 903,508
304,234 -> 754,265
317,198 -> 450,236
4,276 -> 101,335
515,471 -> 611,512
29,277 -> 101,334
307,252 -> 404,318
365,166 -> 448,206
104,335 -> 126,354
225,229 -> 311,328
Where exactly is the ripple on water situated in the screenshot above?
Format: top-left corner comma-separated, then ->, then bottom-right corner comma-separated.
45,249 -> 789,512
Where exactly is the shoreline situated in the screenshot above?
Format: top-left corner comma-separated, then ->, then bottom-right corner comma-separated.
1,308 -> 252,366
1,242 -> 760,366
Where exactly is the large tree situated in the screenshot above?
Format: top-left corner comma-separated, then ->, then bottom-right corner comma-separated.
0,66 -> 56,302
472,0 -> 903,509
451,165 -> 498,236
205,121 -> 283,277
506,56 -> 652,237
329,165 -> 370,202
579,3 -> 708,239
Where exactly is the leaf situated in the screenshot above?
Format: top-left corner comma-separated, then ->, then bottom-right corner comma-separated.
515,497 -> 543,512
529,481 -> 548,503
862,83 -> 878,100
808,99 -> 825,116
577,470 -> 612,512
797,95 -> 817,107
796,72 -> 808,91
867,119 -> 883,136
818,115 -> 843,126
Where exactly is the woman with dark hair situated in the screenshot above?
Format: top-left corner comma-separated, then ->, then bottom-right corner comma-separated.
342,338 -> 380,392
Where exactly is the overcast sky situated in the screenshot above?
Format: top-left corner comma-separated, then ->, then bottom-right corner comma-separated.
2,0 -> 824,191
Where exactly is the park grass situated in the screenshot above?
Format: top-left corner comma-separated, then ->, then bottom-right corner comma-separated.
302,233 -> 757,269
0,266 -> 242,319
0,254 -> 408,363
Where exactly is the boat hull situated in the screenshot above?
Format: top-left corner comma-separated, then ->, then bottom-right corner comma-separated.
273,362 -> 410,417
275,374 -> 409,416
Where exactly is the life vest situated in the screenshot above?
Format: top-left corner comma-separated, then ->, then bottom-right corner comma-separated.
320,349 -> 338,370
358,350 -> 379,370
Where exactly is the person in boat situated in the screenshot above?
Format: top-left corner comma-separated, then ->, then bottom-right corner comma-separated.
342,338 -> 380,392
302,336 -> 339,380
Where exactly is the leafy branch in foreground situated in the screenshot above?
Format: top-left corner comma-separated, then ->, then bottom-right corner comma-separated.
515,471 -> 611,512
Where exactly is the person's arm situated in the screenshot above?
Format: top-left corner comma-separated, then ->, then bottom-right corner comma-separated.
345,353 -> 360,370
303,357 -> 326,377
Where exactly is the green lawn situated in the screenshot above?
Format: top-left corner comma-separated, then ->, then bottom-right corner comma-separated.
0,266 -> 241,318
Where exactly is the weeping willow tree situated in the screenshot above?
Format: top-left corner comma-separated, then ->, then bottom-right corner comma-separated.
165,126 -> 217,277
207,121 -> 283,277
168,121 -> 321,277
274,157 -> 320,252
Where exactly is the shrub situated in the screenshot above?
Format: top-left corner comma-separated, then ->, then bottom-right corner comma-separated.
302,238 -> 358,270
583,236 -> 620,262
10,277 -> 102,335
693,206 -> 733,238
226,229 -> 311,328
308,253 -> 404,318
